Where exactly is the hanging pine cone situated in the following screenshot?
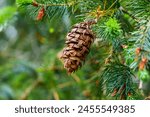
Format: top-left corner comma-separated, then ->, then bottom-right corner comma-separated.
60,20 -> 96,74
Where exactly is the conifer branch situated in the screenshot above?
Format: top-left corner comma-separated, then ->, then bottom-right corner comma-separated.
15,0 -> 150,100
100,60 -> 135,100
32,0 -> 76,7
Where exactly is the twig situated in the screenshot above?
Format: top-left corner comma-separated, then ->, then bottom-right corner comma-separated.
57,82 -> 73,89
145,96 -> 150,100
19,78 -> 43,100
107,0 -> 118,11
52,89 -> 60,100
71,74 -> 81,83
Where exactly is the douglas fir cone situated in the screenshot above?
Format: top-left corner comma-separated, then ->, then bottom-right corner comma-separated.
60,20 -> 96,73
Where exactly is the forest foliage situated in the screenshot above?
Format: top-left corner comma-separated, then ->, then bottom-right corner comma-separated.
0,0 -> 150,100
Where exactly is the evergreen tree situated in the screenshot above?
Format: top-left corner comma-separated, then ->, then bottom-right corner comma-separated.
0,0 -> 150,100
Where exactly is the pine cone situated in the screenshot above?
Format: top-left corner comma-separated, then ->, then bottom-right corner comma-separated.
60,20 -> 96,73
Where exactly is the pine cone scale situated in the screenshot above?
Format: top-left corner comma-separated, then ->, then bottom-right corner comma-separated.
71,27 -> 93,35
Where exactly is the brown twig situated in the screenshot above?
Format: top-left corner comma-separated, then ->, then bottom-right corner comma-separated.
52,89 -> 60,100
145,96 -> 150,100
57,82 -> 73,89
19,78 -> 43,100
71,74 -> 81,83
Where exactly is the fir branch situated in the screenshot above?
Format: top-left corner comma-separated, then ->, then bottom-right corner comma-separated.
16,0 -> 79,20
127,20 -> 150,81
100,60 -> 136,100
32,1 -> 75,7
124,0 -> 150,18
133,20 -> 150,62
16,0 -> 33,6
16,0 -> 76,7
75,0 -> 120,20
93,18 -> 123,42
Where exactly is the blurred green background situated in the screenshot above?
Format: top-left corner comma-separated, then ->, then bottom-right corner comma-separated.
0,0 -> 106,100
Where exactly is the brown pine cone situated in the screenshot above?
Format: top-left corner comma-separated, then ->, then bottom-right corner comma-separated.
60,20 -> 96,73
